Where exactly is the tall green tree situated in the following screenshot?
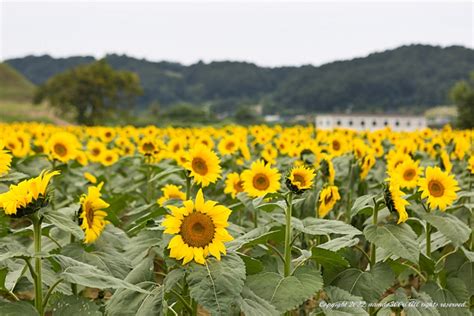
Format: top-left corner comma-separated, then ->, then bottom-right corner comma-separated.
450,72 -> 474,129
34,60 -> 142,125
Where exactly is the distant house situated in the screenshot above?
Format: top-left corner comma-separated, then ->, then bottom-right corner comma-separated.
315,114 -> 426,131
264,114 -> 281,123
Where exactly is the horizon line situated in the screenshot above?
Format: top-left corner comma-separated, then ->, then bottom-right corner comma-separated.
2,42 -> 471,68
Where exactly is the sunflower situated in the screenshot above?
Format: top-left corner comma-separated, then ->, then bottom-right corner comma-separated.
46,132 -> 80,163
5,133 -> 30,157
393,159 -> 422,189
359,153 -> 375,179
0,149 -> 12,176
0,170 -> 59,216
158,184 -> 186,206
218,136 -> 240,156
79,182 -> 110,243
162,189 -> 233,265
76,151 -> 89,166
224,172 -> 244,198
286,166 -> 315,193
418,166 -> 459,211
384,180 -> 409,224
468,155 -> 474,174
241,160 -> 281,197
261,144 -> 278,165
84,172 -> 97,184
185,145 -> 221,187
100,149 -> 119,166
318,185 -> 341,218
319,157 -> 335,184
87,140 -> 107,163
439,150 -> 452,173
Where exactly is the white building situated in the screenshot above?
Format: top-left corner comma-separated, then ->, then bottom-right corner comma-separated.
315,114 -> 426,131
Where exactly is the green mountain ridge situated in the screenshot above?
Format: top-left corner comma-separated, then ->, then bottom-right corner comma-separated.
0,63 -> 36,102
5,44 -> 474,114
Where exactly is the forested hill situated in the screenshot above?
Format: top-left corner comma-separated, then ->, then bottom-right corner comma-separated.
6,45 -> 474,114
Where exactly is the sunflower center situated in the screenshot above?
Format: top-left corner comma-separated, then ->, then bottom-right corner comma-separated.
168,193 -> 182,199
53,143 -> 68,157
85,204 -> 94,228
403,169 -> 416,181
92,148 -> 101,156
253,173 -> 270,190
324,191 -> 333,204
192,158 -> 208,175
428,180 -> 444,197
143,142 -> 154,152
292,173 -> 306,186
332,140 -> 341,151
180,212 -> 215,247
225,142 -> 235,150
233,180 -> 244,193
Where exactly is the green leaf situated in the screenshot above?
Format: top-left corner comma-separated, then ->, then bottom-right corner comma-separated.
124,230 -> 161,265
62,243 -> 131,279
301,218 -> 362,236
331,262 -> 395,303
52,254 -> 149,293
46,294 -> 101,316
106,257 -> 163,316
186,252 -> 246,315
239,253 -> 264,275
238,286 -> 279,316
227,226 -> 284,251
318,236 -> 360,251
0,267 -> 7,289
0,300 -> 39,316
320,286 -> 368,316
43,207 -> 84,239
163,268 -> 185,293
351,194 -> 375,217
364,223 -> 419,263
246,265 -> 323,313
0,172 -> 29,182
311,248 -> 349,269
420,212 -> 470,246
377,288 -> 440,316
148,167 -> 183,183
421,278 -> 470,316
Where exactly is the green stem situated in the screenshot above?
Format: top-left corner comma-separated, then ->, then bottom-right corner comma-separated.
32,214 -> 44,316
185,174 -> 191,200
253,209 -> 258,228
284,192 -> 293,277
420,198 -> 432,257
345,159 -> 354,223
426,222 -> 432,258
43,278 -> 63,310
370,204 -> 379,268
170,289 -> 193,314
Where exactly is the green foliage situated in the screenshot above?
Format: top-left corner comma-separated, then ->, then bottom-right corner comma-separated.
33,60 -> 143,125
331,263 -> 395,303
364,223 -> 420,263
450,71 -> 474,128
186,253 -> 246,315
246,265 -> 323,313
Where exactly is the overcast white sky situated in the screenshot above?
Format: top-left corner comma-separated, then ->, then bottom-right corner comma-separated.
1,0 -> 472,66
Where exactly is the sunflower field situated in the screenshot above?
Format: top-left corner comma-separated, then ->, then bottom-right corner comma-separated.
0,122 -> 472,316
